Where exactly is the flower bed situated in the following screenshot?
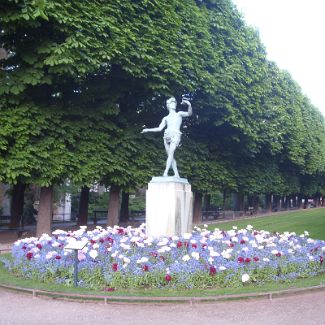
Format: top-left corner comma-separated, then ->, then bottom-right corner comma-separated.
2,224 -> 325,290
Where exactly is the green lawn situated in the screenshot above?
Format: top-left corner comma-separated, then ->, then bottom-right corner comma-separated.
206,208 -> 325,240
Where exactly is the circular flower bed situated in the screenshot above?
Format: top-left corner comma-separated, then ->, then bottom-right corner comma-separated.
2,224 -> 325,290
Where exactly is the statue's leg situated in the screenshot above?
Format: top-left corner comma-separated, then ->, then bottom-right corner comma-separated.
163,143 -> 177,177
171,158 -> 179,178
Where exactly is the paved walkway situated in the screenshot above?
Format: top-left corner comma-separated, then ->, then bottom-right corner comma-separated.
1,288 -> 325,325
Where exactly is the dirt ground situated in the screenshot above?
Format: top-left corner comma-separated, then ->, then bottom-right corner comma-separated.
0,288 -> 325,325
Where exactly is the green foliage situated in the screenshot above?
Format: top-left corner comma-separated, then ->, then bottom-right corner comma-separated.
1,0 -> 325,201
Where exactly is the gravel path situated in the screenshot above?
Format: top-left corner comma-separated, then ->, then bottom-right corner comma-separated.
1,288 -> 325,325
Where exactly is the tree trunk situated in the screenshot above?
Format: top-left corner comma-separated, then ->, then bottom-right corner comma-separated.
233,192 -> 244,211
253,195 -> 259,212
265,194 -> 272,213
77,186 -> 89,226
222,190 -> 227,211
9,182 -> 26,228
36,186 -> 53,237
193,192 -> 202,224
203,194 -> 210,212
120,191 -> 129,223
107,185 -> 121,227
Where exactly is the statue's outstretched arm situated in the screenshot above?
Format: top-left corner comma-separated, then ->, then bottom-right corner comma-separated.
141,117 -> 166,133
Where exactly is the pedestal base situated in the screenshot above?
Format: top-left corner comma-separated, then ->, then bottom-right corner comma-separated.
146,176 -> 193,237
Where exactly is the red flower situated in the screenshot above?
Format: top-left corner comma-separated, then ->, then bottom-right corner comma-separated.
202,243 -> 207,249
253,256 -> 259,262
228,243 -> 235,248
55,255 -> 61,260
237,257 -> 244,263
26,252 -> 33,260
22,246 -> 27,250
99,238 -> 104,243
191,243 -> 198,249
320,256 -> 324,265
112,263 -> 118,272
36,243 -> 42,250
209,266 -> 217,276
104,287 -> 115,292
165,274 -> 172,282
276,252 -> 282,257
253,231 -> 258,236
105,237 -> 114,243
240,239 -> 246,245
244,258 -> 251,263
177,241 -> 183,248
117,228 -> 125,235
159,256 -> 165,261
90,239 -> 96,244
143,265 -> 149,272
184,241 -> 189,248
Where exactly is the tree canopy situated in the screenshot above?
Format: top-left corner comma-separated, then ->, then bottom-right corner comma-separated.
1,0 -> 325,207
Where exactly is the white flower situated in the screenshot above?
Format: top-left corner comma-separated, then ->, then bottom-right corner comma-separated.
271,250 -> 279,255
204,224 -> 208,228
246,225 -> 253,230
183,233 -> 192,240
209,250 -> 220,257
208,257 -> 214,263
172,236 -> 179,241
227,230 -> 236,237
52,229 -> 67,235
46,251 -> 57,260
89,249 -> 98,259
191,252 -> 200,260
123,257 -> 131,264
219,266 -> 227,271
137,257 -> 149,264
93,243 -> 99,249
120,243 -> 131,250
309,255 -> 314,261
182,255 -> 191,262
221,251 -> 231,259
287,249 -> 294,254
307,238 -> 315,244
170,243 -> 176,248
232,226 -> 238,230
304,231 -> 309,236
322,247 -> 325,253
263,258 -> 270,262
241,273 -> 250,283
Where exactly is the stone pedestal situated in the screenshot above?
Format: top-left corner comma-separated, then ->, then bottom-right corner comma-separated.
146,176 -> 193,237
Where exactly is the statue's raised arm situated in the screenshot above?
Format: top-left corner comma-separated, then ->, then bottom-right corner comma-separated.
141,96 -> 192,178
178,99 -> 192,117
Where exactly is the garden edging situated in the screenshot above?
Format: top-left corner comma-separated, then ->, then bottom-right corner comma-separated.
1,282 -> 325,304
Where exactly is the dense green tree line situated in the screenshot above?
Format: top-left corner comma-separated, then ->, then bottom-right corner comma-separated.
1,0 -> 325,234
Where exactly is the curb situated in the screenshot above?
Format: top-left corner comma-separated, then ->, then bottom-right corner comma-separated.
1,283 -> 325,304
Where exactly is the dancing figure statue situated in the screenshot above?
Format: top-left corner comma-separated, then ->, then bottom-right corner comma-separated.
141,97 -> 192,178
